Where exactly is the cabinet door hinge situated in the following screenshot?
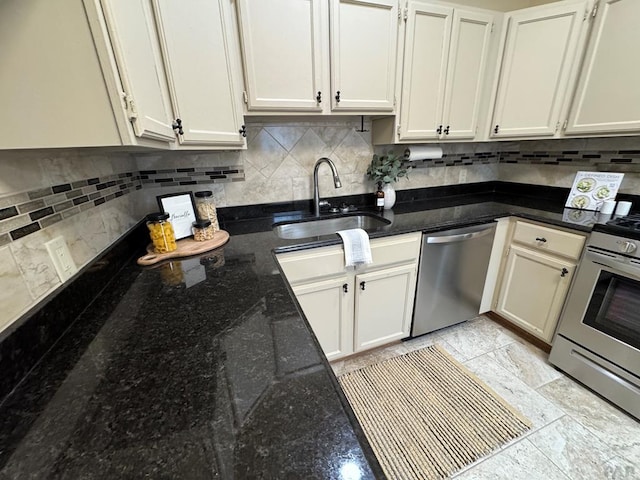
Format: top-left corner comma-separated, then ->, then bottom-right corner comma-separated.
505,247 -> 510,258
397,124 -> 401,137
404,7 -> 408,22
591,1 -> 599,18
123,92 -> 137,120
242,91 -> 248,104
555,121 -> 560,133
491,22 -> 494,33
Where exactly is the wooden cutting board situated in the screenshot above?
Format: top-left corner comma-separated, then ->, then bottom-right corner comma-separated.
137,230 -> 229,266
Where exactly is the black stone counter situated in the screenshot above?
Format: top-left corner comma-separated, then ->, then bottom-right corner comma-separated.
0,190 -> 604,479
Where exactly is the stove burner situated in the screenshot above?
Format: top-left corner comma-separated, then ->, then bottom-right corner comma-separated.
606,213 -> 640,230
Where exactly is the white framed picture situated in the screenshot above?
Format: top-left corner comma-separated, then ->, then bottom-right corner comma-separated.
157,192 -> 197,240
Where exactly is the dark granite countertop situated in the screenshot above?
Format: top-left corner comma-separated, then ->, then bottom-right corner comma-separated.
0,190 -> 601,479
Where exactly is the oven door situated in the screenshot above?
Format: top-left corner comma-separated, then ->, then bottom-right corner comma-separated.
556,247 -> 640,374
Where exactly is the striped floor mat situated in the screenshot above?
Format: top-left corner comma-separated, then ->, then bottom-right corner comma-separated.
338,345 -> 531,479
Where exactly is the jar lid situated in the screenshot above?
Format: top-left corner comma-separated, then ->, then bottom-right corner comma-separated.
194,190 -> 213,198
193,219 -> 212,228
147,212 -> 170,221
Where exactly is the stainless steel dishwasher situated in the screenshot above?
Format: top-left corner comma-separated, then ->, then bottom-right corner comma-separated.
411,223 -> 496,337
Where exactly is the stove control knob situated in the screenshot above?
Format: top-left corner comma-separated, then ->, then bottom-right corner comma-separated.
624,241 -> 637,254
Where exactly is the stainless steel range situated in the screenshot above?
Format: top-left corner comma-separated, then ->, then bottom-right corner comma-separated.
550,214 -> 640,420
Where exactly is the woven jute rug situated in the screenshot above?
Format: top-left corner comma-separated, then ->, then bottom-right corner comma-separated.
338,345 -> 531,480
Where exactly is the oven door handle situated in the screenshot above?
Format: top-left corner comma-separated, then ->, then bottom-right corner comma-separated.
586,252 -> 640,280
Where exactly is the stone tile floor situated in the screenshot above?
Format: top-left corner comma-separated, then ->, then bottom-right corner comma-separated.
331,316 -> 640,480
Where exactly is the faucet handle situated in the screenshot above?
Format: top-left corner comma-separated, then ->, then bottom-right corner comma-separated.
318,200 -> 331,209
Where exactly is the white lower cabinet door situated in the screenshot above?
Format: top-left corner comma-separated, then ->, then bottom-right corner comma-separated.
496,245 -> 574,342
354,264 -> 417,352
293,276 -> 353,361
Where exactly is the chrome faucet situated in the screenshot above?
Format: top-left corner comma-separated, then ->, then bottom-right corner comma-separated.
313,157 -> 342,216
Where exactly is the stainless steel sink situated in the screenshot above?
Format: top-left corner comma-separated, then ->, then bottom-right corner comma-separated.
273,213 -> 391,239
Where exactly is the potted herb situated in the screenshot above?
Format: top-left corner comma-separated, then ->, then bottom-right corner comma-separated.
366,151 -> 409,209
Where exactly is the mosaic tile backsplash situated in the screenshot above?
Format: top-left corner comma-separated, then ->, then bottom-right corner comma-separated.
1,123 -> 639,337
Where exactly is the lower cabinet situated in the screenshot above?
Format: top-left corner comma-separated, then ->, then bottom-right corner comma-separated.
277,232 -> 421,361
492,219 -> 586,343
293,276 -> 352,361
354,264 -> 417,352
495,245 -> 574,342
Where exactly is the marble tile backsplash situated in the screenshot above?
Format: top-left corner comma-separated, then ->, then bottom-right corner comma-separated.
1,125 -> 640,337
0,150 -> 144,335
134,119 -> 500,213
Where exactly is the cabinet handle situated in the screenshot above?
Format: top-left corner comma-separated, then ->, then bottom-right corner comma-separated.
535,237 -> 547,243
494,124 -> 499,134
436,125 -> 443,135
343,283 -> 348,293
335,91 -> 341,103
172,118 -> 183,135
239,125 -> 247,137
316,91 -> 322,103
561,267 -> 569,277
444,125 -> 450,135
360,281 -> 366,291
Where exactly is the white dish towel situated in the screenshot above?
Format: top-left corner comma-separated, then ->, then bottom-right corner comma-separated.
337,228 -> 373,267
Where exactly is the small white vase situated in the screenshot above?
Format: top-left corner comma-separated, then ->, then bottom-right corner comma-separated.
382,183 -> 396,210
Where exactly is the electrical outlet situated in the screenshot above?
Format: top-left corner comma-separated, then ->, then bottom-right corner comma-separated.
45,236 -> 77,282
459,169 -> 468,183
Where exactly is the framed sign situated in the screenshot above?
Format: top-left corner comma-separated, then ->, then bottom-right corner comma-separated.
157,192 -> 197,240
565,171 -> 624,211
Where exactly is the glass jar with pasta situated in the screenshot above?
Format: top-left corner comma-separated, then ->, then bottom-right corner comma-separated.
192,219 -> 215,242
146,212 -> 177,253
194,190 -> 220,232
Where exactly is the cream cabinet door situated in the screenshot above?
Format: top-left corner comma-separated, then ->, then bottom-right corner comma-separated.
442,8 -> 494,140
236,0 -> 325,111
566,0 -> 640,135
399,3 -> 453,141
354,264 -> 417,352
293,277 -> 353,361
490,0 -> 589,138
101,0 -> 176,142
330,0 -> 398,111
154,0 -> 245,146
496,245 -> 574,342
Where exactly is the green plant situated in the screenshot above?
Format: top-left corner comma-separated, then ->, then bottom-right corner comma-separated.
366,151 -> 409,184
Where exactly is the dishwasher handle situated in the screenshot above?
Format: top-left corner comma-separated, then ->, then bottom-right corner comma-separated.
425,225 -> 495,244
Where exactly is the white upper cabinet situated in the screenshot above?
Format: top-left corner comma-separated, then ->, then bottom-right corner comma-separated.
101,0 -> 176,142
399,3 -> 453,141
154,0 -> 245,146
443,8 -> 495,140
330,0 -> 398,112
565,0 -> 640,135
235,0 -> 325,111
235,0 -> 399,114
0,0 -> 247,150
490,0 -> 590,139
399,2 -> 494,141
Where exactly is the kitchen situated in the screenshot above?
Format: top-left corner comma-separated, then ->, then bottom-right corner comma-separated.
1,0 -> 639,478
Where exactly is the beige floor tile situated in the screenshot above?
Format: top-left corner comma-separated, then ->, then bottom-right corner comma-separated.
436,316 -> 519,362
487,341 -> 563,389
537,376 -> 640,465
603,456 -> 640,480
464,354 -> 564,429
528,415 -> 619,479
454,439 -> 570,480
